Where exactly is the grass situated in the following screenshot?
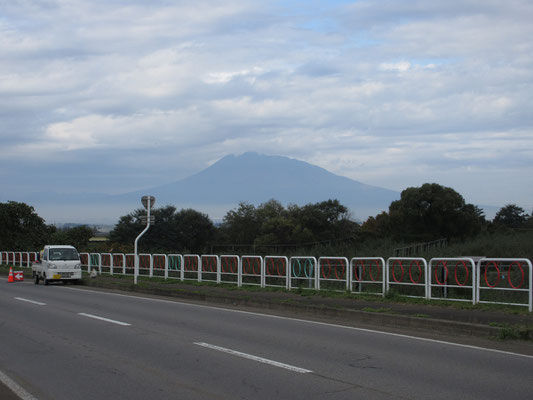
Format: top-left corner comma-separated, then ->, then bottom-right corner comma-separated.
362,307 -> 394,313
412,313 -> 431,318
489,322 -> 533,340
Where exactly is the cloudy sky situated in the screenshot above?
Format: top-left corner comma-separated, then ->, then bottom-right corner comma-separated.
1,0 -> 532,221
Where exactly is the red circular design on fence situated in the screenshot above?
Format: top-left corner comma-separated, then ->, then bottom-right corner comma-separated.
154,257 -> 165,269
243,258 -> 259,275
266,258 -> 285,276
322,260 -> 332,279
277,260 -> 285,276
408,261 -> 422,284
454,261 -> 469,286
507,262 -> 525,289
222,258 -> 237,273
391,260 -> 405,283
252,259 -> 259,275
202,257 -> 216,272
185,257 -> 198,271
266,258 -> 274,275
434,261 -> 449,286
126,255 -> 135,268
369,260 -> 381,281
334,261 -> 345,280
484,261 -> 501,288
113,255 -> 124,267
140,256 -> 150,268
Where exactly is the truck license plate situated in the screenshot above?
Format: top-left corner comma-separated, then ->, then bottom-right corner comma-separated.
53,274 -> 61,279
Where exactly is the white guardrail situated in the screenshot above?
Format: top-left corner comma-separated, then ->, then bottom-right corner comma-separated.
1,250 -> 531,311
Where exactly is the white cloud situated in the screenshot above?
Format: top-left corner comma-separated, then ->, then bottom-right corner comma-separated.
379,61 -> 411,72
1,0 -> 532,220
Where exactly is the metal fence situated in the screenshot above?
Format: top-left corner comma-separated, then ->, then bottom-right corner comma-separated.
2,250 -> 531,311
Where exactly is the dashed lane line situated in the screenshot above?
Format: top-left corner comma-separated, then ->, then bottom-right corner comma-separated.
194,342 -> 313,373
14,297 -> 46,306
78,312 -> 131,326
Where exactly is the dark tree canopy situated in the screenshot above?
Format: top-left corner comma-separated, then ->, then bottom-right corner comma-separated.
51,225 -> 95,250
493,204 -> 529,228
0,201 -> 55,250
218,199 -> 360,248
109,205 -> 215,253
385,183 -> 484,241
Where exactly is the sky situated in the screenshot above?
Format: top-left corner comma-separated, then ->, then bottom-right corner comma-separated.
1,0 -> 532,223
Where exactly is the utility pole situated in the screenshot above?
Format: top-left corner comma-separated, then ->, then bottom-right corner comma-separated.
134,195 -> 155,284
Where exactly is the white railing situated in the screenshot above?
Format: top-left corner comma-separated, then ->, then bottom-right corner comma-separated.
289,256 -> 317,290
242,255 -> 263,287
112,253 -> 126,275
350,257 -> 386,296
264,256 -> 289,289
386,257 -> 428,299
153,254 -> 168,278
89,253 -> 101,274
429,258 -> 476,304
477,258 -> 532,312
183,254 -> 201,282
138,254 -> 152,277
101,253 -> 112,274
200,254 -> 219,283
2,249 -> 531,311
318,257 -> 349,291
168,254 -> 183,280
220,255 -> 240,286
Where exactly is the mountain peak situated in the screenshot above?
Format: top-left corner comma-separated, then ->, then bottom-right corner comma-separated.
148,152 -> 400,219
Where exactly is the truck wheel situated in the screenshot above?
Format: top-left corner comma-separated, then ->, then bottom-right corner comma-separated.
44,277 -> 49,286
34,273 -> 39,285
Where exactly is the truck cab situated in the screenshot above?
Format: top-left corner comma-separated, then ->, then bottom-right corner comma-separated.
32,245 -> 82,285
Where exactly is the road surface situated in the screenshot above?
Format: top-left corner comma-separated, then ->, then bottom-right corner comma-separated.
1,279 -> 532,399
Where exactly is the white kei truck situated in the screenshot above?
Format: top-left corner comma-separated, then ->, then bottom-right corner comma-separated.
32,245 -> 82,285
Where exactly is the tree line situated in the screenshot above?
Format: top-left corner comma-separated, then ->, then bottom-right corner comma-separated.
1,183 -> 532,255
0,201 -> 94,251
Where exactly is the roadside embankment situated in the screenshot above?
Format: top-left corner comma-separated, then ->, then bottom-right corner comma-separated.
3,266 -> 533,341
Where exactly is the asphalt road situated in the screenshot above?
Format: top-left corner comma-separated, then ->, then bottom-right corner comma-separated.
1,279 -> 532,400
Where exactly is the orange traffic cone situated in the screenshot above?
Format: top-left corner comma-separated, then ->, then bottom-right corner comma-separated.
8,267 -> 14,283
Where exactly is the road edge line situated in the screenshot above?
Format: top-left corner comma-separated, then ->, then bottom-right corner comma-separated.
0,369 -> 39,400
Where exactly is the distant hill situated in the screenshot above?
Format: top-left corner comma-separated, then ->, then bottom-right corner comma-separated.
116,152 -> 400,220
6,152 -> 504,224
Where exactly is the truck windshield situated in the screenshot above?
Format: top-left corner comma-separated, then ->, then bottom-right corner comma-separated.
49,248 -> 79,261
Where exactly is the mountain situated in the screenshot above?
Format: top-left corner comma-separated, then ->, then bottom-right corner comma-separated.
6,152 -> 400,223
117,152 -> 400,220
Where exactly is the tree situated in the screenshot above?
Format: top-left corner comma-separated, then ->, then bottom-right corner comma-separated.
109,206 -> 215,253
174,208 -> 216,253
51,225 -> 95,250
0,201 -> 55,250
387,183 -> 484,241
493,204 -> 529,228
289,199 -> 359,243
218,199 -> 360,249
361,212 -> 391,238
218,202 -> 260,245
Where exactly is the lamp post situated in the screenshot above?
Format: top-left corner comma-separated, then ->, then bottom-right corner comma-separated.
134,196 -> 155,284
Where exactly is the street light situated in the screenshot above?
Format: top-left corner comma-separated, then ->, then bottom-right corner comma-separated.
134,196 -> 155,284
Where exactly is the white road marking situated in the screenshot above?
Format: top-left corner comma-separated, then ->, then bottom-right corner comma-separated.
194,342 -> 313,373
14,297 -> 46,306
0,369 -> 39,400
78,313 -> 131,326
64,286 -> 533,360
